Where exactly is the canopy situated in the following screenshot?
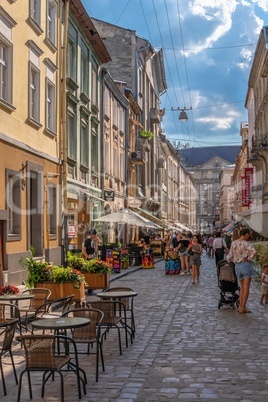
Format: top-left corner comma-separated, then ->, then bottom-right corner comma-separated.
237,204 -> 268,238
92,208 -> 161,229
173,222 -> 193,233
222,220 -> 240,233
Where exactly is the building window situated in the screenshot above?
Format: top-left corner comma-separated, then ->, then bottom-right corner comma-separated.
0,39 -> 12,105
0,8 -> 16,109
81,48 -> 89,97
29,63 -> 40,123
67,103 -> 77,161
6,170 -> 21,240
91,60 -> 97,105
46,78 -> 55,133
30,0 -> 41,27
91,124 -> 98,172
80,120 -> 89,168
67,34 -> 77,81
48,185 -> 57,236
46,0 -> 57,48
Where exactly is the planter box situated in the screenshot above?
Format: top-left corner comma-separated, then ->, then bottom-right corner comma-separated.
83,272 -> 110,290
35,282 -> 85,302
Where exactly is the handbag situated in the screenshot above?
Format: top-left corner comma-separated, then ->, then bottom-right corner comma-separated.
188,248 -> 193,256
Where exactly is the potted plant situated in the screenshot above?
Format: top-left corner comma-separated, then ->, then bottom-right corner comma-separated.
0,284 -> 20,295
19,251 -> 52,288
80,258 -> 112,290
139,130 -> 154,140
20,250 -> 86,301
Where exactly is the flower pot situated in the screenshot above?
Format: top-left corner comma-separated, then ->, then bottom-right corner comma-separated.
83,272 -> 110,290
35,282 -> 85,302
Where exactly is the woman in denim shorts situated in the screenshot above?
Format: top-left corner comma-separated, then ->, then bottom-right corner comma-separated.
227,228 -> 256,314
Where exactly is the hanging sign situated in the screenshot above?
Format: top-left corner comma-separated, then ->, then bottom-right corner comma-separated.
104,190 -> 114,202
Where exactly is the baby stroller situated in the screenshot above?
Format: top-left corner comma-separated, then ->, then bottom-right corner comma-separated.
217,260 -> 239,309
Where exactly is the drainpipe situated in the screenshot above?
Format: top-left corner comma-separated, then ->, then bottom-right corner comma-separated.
61,0 -> 69,264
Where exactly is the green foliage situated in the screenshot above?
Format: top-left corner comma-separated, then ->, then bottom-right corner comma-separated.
20,250 -> 85,289
67,251 -> 112,274
19,252 -> 52,288
80,259 -> 112,274
50,265 -> 85,289
252,243 -> 268,267
66,251 -> 85,270
139,130 -> 153,140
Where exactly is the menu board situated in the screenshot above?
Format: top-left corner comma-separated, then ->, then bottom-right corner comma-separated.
106,249 -> 121,273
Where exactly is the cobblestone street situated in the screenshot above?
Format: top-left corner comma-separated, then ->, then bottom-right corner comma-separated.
2,253 -> 268,401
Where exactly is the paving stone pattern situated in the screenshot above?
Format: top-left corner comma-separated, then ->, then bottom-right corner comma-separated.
2,253 -> 268,401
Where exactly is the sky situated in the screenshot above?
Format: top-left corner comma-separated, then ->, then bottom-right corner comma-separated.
83,0 -> 268,148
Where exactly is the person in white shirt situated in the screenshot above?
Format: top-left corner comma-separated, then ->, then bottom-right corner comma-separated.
213,232 -> 226,266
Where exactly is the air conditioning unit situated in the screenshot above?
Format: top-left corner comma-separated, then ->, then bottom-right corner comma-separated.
150,108 -> 160,124
129,151 -> 144,165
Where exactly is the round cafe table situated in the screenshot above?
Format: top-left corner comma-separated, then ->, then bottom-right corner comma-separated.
31,317 -> 90,331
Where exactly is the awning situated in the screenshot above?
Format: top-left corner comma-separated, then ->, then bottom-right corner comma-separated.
174,222 -> 193,233
131,207 -> 166,229
237,204 -> 268,238
222,220 -> 240,233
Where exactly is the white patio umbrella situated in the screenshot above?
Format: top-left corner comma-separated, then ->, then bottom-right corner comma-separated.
92,208 -> 161,229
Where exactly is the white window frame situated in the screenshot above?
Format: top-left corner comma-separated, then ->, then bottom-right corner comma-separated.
46,77 -> 55,133
48,185 -> 57,237
6,170 -> 21,240
67,34 -> 77,81
0,36 -> 12,106
81,48 -> 89,96
46,0 -> 57,48
30,0 -> 41,27
29,62 -> 40,123
0,9 -> 16,110
67,102 -> 77,161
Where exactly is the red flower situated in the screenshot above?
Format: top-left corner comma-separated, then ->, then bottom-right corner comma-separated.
0,284 -> 20,295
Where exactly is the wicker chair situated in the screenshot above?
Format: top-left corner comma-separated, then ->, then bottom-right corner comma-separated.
34,294 -> 75,320
62,307 -> 104,382
0,303 -> 21,334
88,300 -> 128,355
19,288 -> 51,330
17,334 -> 86,402
0,318 -> 19,396
102,286 -> 136,337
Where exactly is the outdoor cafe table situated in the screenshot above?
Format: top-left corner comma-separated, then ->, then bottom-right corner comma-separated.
0,293 -> 35,330
30,317 -> 91,397
96,290 -> 138,338
31,316 -> 90,332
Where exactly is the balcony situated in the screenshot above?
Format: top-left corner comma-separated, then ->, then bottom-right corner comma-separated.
252,135 -> 268,150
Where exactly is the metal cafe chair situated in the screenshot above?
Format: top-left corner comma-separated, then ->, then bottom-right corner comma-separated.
0,318 -> 19,396
102,286 -> 136,337
19,288 -> 51,330
17,334 -> 86,402
33,294 -> 75,320
0,303 -> 22,335
62,307 -> 105,382
88,300 -> 128,355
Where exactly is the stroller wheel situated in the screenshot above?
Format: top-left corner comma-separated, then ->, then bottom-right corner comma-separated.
218,302 -> 222,309
236,300 -> 240,308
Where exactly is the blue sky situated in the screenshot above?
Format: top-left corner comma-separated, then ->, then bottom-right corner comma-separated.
83,0 -> 268,148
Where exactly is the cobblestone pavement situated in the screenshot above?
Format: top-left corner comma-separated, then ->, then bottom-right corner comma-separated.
2,253 -> 268,402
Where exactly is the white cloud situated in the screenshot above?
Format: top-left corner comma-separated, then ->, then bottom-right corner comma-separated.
252,0 -> 268,12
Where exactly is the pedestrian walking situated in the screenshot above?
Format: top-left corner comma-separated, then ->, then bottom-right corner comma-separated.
227,227 -> 256,314
188,234 -> 202,284
260,264 -> 268,305
82,228 -> 100,260
172,232 -> 190,275
213,232 -> 226,266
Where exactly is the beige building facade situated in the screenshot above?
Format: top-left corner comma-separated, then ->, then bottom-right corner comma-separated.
0,0 -> 61,284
